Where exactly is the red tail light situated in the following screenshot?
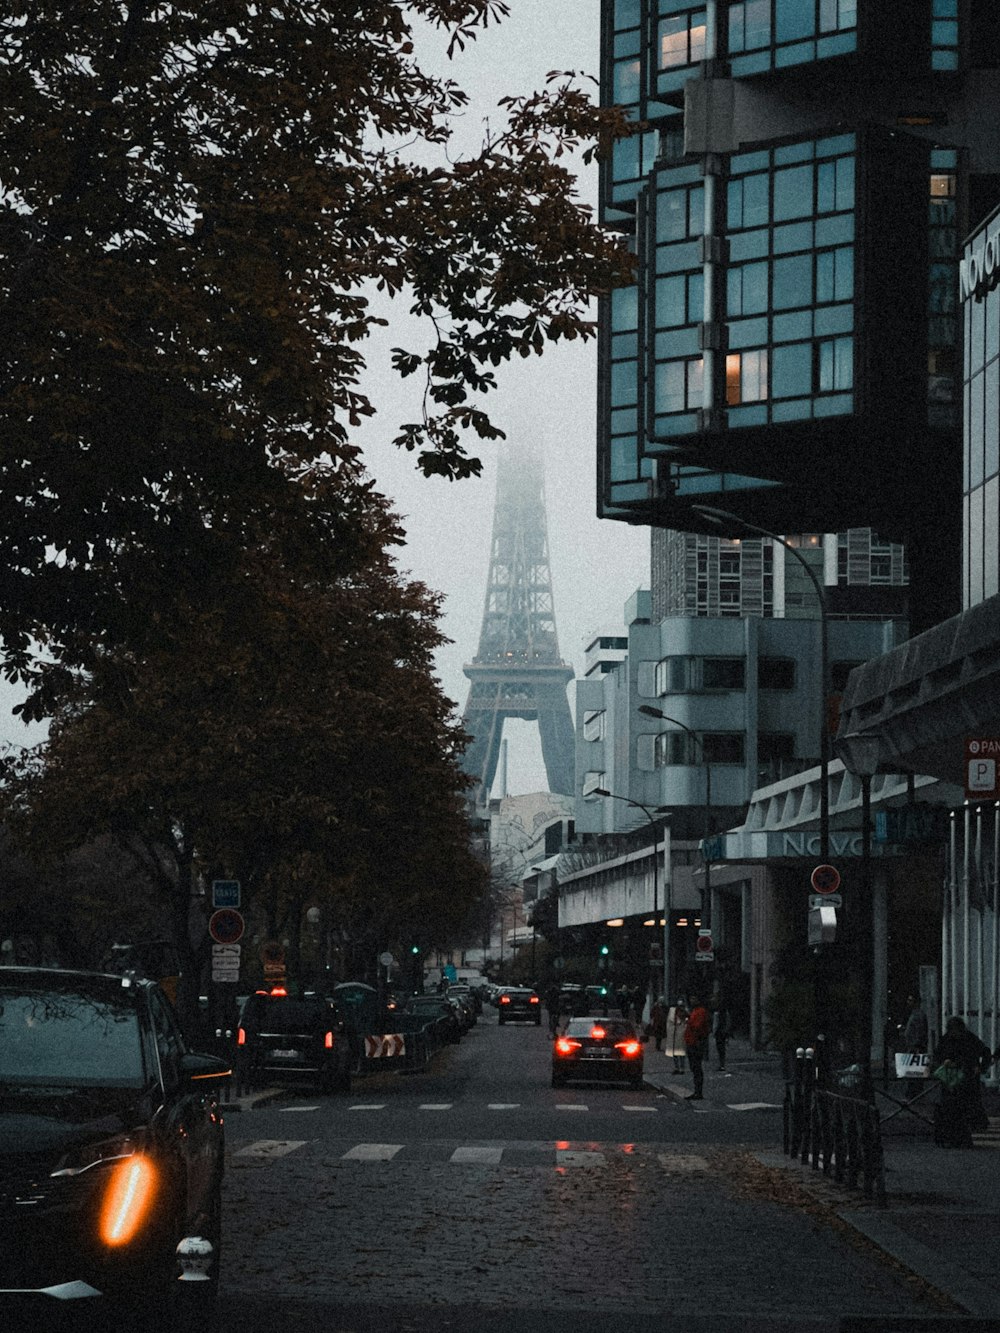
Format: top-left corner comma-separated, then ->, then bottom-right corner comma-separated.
529,995 -> 540,1004
324,1031 -> 334,1049
590,1026 -> 606,1040
555,1038 -> 581,1055
615,1039 -> 642,1057
269,986 -> 288,997
499,995 -> 511,1005
237,1028 -> 246,1046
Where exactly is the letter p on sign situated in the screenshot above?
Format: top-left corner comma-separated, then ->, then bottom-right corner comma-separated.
965,739 -> 1000,799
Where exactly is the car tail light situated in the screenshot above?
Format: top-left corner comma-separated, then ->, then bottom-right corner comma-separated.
99,1156 -> 157,1246
269,986 -> 288,997
324,1031 -> 334,1049
615,1039 -> 642,1057
554,1038 -> 581,1055
499,995 -> 511,1005
590,1026 -> 606,1040
529,995 -> 540,1004
237,1027 -> 246,1046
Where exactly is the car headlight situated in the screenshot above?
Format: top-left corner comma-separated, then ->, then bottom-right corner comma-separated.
51,1133 -> 147,1177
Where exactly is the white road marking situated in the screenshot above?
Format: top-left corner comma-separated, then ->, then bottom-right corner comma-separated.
348,1104 -> 387,1111
419,1103 -> 453,1111
487,1103 -> 521,1110
621,1105 -> 656,1113
555,1104 -> 588,1111
235,1140 -> 308,1159
451,1146 -> 503,1164
556,1149 -> 606,1167
728,1102 -> 783,1111
342,1143 -> 403,1161
279,1106 -> 319,1113
657,1152 -> 709,1172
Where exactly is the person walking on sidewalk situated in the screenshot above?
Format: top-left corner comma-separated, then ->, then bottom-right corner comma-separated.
713,998 -> 731,1072
650,996 -> 667,1051
668,998 -> 688,1074
684,995 -> 711,1100
932,1016 -> 992,1147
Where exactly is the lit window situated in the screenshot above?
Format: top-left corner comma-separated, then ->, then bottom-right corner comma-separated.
659,11 -> 707,69
726,350 -> 768,404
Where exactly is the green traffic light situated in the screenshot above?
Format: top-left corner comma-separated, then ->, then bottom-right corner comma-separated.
410,945 -> 420,954
600,944 -> 610,955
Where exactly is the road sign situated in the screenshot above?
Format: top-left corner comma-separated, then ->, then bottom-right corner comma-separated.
965,738 -> 1000,799
260,941 -> 285,967
212,943 -> 241,962
809,893 -> 842,909
379,951 -> 395,968
212,879 -> 241,909
808,903 -> 837,945
208,908 -> 244,945
810,864 -> 841,895
695,929 -> 714,962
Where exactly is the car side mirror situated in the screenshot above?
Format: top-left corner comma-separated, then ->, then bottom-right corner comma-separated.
179,1051 -> 232,1085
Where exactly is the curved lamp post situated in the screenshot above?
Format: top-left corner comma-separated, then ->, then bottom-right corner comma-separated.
637,704 -> 713,930
691,504 -> 830,862
592,788 -> 671,1005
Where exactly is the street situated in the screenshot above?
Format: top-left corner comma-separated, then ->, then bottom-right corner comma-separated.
217,1011 -> 951,1333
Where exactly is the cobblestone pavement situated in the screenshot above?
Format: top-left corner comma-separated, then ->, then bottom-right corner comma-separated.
220,1135 -> 949,1325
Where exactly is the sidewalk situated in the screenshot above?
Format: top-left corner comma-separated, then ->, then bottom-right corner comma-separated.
643,1037 -> 1000,1322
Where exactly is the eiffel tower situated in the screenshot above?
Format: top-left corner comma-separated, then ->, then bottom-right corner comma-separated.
462,443 -> 575,805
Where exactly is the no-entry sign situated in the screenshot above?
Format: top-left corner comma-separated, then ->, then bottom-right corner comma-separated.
208,908 -> 245,946
810,864 -> 841,896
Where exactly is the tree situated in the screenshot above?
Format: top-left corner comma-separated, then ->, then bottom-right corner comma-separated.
0,526 -> 485,1026
0,1 -> 633,696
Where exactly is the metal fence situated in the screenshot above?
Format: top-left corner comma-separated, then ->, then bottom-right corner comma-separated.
783,1048 -> 886,1206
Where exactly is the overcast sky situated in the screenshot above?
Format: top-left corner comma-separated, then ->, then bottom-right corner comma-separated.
358,1 -> 650,797
0,3 -> 651,793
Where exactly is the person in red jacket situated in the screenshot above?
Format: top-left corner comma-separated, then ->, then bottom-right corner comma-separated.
684,995 -> 711,1100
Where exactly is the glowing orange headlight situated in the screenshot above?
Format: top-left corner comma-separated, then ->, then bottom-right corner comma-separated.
99,1155 -> 157,1246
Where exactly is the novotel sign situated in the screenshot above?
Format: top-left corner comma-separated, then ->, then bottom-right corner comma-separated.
960,231 -> 1000,303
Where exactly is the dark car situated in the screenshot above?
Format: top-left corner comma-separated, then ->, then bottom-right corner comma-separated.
0,966 -> 229,1326
401,995 -> 463,1046
497,986 -> 542,1025
236,989 -> 352,1094
551,1016 -> 645,1088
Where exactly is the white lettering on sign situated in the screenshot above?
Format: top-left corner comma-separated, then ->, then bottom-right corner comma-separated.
967,739 -> 1000,756
969,758 -> 997,792
960,232 -> 1000,302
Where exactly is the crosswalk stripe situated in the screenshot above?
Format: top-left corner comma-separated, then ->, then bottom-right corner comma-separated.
555,1104 -> 588,1111
342,1143 -> 403,1161
557,1149 -> 606,1167
235,1140 -> 308,1159
450,1146 -> 503,1164
419,1103 -> 453,1111
348,1104 -> 386,1111
622,1105 -> 656,1113
487,1103 -> 521,1110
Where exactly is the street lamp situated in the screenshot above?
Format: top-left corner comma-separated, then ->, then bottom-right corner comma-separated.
835,730 -> 882,1094
592,788 -> 671,1007
691,504 -> 830,862
638,704 -> 713,931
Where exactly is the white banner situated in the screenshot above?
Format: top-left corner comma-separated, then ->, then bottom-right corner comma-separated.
894,1052 -> 930,1079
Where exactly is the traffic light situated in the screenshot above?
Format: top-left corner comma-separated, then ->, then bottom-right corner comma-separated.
599,944 -> 610,956
410,945 -> 420,955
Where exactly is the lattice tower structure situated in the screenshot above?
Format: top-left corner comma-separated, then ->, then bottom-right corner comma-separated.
462,445 -> 575,804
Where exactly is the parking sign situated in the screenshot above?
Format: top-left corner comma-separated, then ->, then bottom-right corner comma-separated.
965,738 -> 1000,800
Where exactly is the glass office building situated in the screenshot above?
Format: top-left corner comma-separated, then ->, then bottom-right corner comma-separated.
962,202 -> 1000,605
599,0 -> 1000,630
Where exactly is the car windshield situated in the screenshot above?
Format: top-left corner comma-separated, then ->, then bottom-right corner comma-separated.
564,1018 -> 633,1039
246,999 -> 333,1033
0,986 -> 146,1087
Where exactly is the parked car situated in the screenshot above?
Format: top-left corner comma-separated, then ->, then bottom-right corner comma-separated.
402,994 -> 463,1046
446,984 -> 480,1020
551,1016 -> 645,1089
0,966 -> 229,1325
236,988 -> 352,1094
497,987 -> 542,1025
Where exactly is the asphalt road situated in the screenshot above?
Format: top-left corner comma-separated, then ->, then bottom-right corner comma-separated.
217,1009 -> 953,1333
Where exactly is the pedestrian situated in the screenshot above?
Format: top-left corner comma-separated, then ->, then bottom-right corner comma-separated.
713,998 -> 731,1072
931,1016 -> 992,1148
617,985 -> 630,1019
668,998 -> 688,1074
545,983 -> 561,1036
650,995 -> 667,1051
683,995 -> 711,1100
631,984 -> 645,1026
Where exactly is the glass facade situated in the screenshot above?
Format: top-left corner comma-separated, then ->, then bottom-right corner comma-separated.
726,0 -> 857,77
961,204 -> 1000,607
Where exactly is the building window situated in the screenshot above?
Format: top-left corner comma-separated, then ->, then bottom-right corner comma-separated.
655,654 -> 693,693
728,0 -> 771,52
659,10 -> 708,69
583,710 -> 606,742
702,657 -> 746,689
701,732 -> 746,763
726,349 -> 769,404
656,358 -> 704,414
582,770 -> 607,797
817,336 -> 853,392
759,657 -> 796,689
